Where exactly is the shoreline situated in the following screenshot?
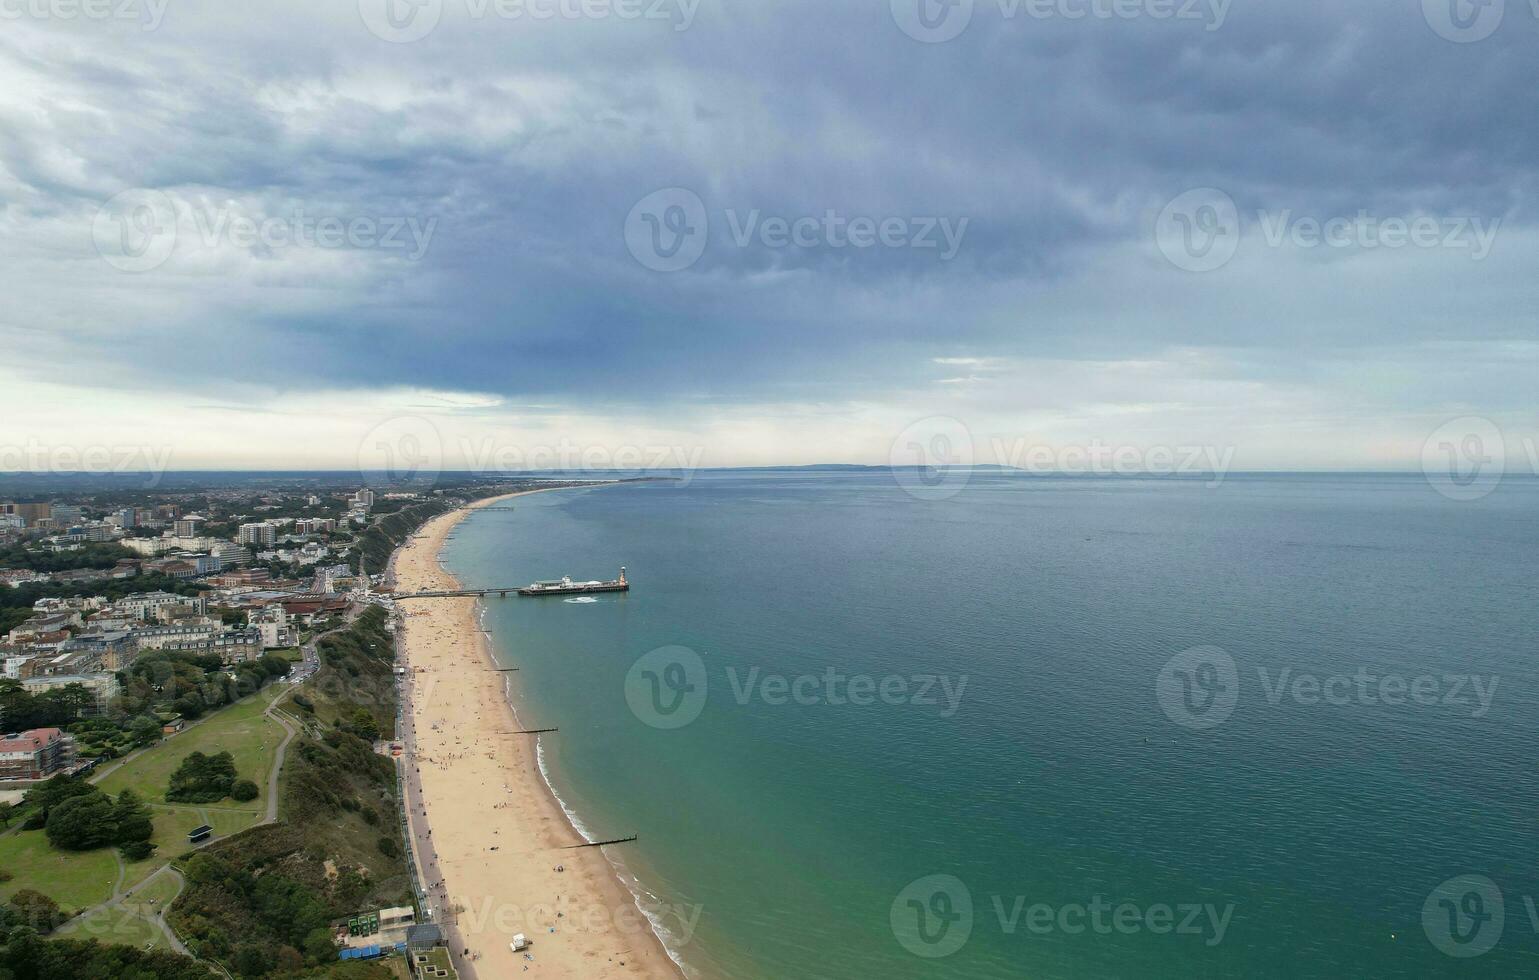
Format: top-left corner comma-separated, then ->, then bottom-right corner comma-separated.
390,488 -> 684,980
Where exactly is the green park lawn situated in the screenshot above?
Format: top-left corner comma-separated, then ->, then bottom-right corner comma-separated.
0,684 -> 290,917
0,828 -> 120,911
95,683 -> 286,806
57,867 -> 184,950
56,899 -> 167,951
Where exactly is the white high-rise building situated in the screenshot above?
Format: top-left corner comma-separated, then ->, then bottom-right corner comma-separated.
237,522 -> 277,547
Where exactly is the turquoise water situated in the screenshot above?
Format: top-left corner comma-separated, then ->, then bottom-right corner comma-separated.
442,472 -> 1539,978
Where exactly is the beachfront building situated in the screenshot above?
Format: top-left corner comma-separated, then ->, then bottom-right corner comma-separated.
0,728 -> 75,781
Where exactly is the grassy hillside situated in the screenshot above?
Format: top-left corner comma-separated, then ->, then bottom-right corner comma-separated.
169,608 -> 411,977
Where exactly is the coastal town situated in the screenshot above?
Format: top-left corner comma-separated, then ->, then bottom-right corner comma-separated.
1,485 -> 398,741
0,477 -> 675,980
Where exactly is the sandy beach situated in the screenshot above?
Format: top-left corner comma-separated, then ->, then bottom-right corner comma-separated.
390,489 -> 683,980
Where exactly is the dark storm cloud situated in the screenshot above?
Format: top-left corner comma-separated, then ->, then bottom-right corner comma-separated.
1,0 -> 1535,415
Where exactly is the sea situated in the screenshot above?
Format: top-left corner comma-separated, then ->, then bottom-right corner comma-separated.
438,470 -> 1539,979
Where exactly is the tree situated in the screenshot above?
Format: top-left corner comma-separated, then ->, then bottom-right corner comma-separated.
44,793 -> 118,850
8,890 -> 65,933
128,715 -> 163,746
167,750 -> 238,803
302,926 -> 337,963
120,840 -> 156,861
233,940 -> 273,976
113,790 -> 154,844
230,779 -> 259,802
345,707 -> 380,742
0,802 -> 13,828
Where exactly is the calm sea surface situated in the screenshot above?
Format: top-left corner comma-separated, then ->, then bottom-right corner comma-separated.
440,471 -> 1539,978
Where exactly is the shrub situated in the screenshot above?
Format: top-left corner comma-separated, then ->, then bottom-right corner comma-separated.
231,779 -> 260,802
121,840 -> 156,861
376,836 -> 399,858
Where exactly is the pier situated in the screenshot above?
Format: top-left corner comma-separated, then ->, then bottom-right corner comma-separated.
392,587 -> 526,599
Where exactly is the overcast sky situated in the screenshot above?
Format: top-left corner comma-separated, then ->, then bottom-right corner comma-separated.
2,0 -> 1535,472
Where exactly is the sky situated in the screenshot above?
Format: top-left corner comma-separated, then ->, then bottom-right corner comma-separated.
1,0 -> 1536,473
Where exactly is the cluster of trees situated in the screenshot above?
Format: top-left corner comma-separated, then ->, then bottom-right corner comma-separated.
0,648 -> 290,759
24,776 -> 155,859
0,922 -> 211,980
0,543 -> 135,573
116,650 -> 290,722
174,835 -> 346,975
167,750 -> 257,804
0,680 -> 93,731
